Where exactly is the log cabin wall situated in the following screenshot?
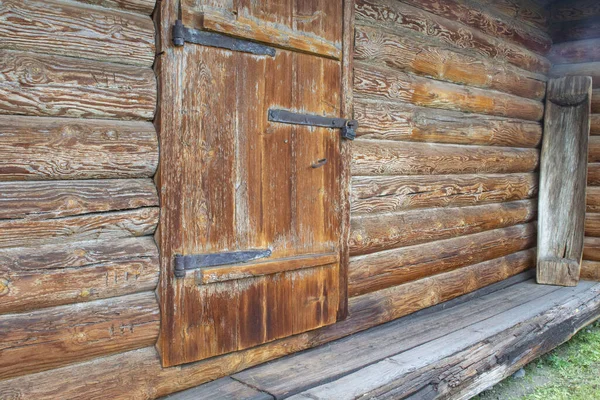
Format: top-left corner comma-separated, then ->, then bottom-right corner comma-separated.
0,0 -> 160,392
548,1 -> 600,281
348,0 -> 550,306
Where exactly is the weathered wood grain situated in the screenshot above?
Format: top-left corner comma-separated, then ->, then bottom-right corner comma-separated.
73,0 -> 156,15
0,207 -> 159,249
0,51 -> 156,120
351,173 -> 538,215
351,140 -> 539,176
0,0 -> 155,66
549,38 -> 600,64
0,236 -> 158,272
551,16 -> 600,43
355,0 -> 550,74
0,251 -> 534,399
349,223 -> 536,296
581,260 -> 600,280
589,136 -> 600,163
476,0 -> 549,31
583,236 -> 600,261
538,77 -> 591,286
161,377 -> 273,400
593,89 -> 600,113
551,0 -> 600,23
349,200 -> 537,256
588,163 -> 600,185
354,62 -> 544,121
0,116 -> 158,180
587,186 -> 600,212
585,213 -> 600,237
183,8 -> 341,59
0,292 -> 159,380
354,98 -> 542,147
0,179 -> 157,220
354,24 -> 546,100
398,0 -> 552,54
592,115 -> 600,135
551,62 -> 600,88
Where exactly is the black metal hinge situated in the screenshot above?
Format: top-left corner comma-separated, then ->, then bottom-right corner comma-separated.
172,19 -> 276,56
174,249 -> 272,278
268,109 -> 358,140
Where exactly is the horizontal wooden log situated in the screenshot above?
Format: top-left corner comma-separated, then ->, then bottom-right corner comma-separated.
397,0 -> 552,54
351,173 -> 538,215
0,0 -> 155,67
354,62 -> 544,121
549,38 -> 600,64
593,89 -> 600,113
551,16 -> 600,43
0,179 -> 158,220
0,116 -> 158,180
592,115 -> 600,135
0,238 -> 159,314
349,223 -> 536,296
551,62 -> 600,88
73,0 -> 156,15
581,260 -> 600,280
587,186 -> 600,212
354,97 -> 542,147
583,236 -> 600,261
585,213 -> 600,237
354,24 -> 545,100
589,136 -> 600,163
350,200 -> 537,256
0,253 -> 534,399
551,0 -> 600,23
355,0 -> 550,74
0,292 -> 159,380
476,0 -> 548,31
0,207 -> 159,249
351,140 -> 539,176
0,51 -> 156,120
589,163 -> 600,185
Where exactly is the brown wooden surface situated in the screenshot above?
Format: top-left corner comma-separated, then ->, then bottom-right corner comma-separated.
156,0 -> 344,367
399,0 -> 552,54
0,0 -> 155,66
0,251 -> 534,399
351,173 -> 537,215
593,90 -> 600,113
354,24 -> 546,100
355,0 -> 550,74
581,260 -> 600,280
588,163 -> 600,185
355,62 -> 544,121
592,115 -> 600,135
351,141 -> 539,176
587,186 -> 600,212
0,51 -> 156,120
583,236 -> 600,261
538,77 -> 591,286
354,98 -> 542,147
0,208 -> 159,249
549,38 -> 600,64
0,116 -> 158,181
349,223 -> 536,296
0,179 -> 157,220
0,292 -> 159,380
73,0 -> 156,14
589,136 -> 600,162
476,0 -> 548,31
585,213 -> 600,237
350,200 -> 537,256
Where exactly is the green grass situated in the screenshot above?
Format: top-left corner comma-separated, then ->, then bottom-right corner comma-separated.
475,320 -> 600,400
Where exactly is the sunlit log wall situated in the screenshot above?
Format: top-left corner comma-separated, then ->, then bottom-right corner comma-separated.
348,0 -> 550,305
548,0 -> 600,281
0,0 -> 160,390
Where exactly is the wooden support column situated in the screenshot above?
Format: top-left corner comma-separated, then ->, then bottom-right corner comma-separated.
538,76 -> 592,286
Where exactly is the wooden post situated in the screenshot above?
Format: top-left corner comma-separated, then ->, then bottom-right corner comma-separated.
538,76 -> 592,286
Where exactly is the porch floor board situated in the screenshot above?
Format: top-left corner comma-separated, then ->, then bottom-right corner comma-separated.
162,272 -> 600,400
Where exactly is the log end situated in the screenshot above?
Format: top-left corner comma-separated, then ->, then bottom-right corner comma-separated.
547,76 -> 593,107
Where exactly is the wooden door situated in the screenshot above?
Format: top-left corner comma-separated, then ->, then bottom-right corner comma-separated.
156,0 -> 344,367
